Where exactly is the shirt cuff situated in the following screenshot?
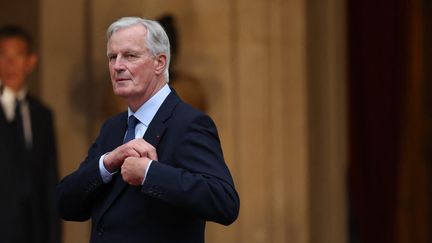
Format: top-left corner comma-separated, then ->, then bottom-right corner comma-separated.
141,160 -> 153,185
99,153 -> 117,183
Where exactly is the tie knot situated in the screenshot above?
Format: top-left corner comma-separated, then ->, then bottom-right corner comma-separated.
128,115 -> 139,128
124,115 -> 139,143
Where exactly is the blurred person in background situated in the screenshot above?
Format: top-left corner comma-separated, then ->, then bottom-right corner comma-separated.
0,25 -> 60,243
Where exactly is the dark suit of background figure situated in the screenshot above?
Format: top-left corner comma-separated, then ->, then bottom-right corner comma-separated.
57,90 -> 239,243
0,94 -> 60,243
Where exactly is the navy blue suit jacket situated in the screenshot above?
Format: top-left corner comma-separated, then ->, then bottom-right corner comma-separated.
57,91 -> 240,243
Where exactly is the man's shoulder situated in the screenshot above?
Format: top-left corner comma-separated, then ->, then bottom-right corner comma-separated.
101,111 -> 128,127
26,94 -> 53,115
171,100 -> 217,128
175,101 -> 205,117
168,89 -> 205,116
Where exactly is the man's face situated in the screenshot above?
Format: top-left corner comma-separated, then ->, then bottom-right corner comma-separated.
0,37 -> 36,92
107,24 -> 163,105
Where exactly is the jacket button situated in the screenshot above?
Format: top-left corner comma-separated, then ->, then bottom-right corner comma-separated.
97,228 -> 104,236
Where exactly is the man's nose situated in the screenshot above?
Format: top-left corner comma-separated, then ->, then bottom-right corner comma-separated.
112,57 -> 126,71
0,55 -> 19,64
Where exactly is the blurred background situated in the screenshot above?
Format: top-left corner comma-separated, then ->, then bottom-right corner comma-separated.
1,0 -> 430,242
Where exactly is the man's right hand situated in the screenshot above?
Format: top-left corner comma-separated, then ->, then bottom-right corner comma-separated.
103,138 -> 158,172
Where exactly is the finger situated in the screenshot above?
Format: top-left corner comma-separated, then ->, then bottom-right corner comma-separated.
134,140 -> 157,159
121,161 -> 132,178
138,145 -> 157,160
126,139 -> 149,157
147,149 -> 158,161
128,148 -> 141,158
121,171 -> 131,184
121,142 -> 142,158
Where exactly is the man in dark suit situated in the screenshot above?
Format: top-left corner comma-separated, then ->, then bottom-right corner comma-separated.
0,26 -> 60,243
57,17 -> 240,243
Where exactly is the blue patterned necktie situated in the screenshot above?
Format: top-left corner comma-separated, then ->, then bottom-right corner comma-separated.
124,115 -> 139,143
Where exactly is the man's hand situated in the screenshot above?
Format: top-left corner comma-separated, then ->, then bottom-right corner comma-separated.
103,138 -> 158,172
121,157 -> 152,185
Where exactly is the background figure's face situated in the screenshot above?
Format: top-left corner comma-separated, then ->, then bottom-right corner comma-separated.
107,24 -> 161,105
0,37 -> 36,92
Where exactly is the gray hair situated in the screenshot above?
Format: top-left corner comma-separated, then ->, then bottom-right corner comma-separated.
107,17 -> 171,82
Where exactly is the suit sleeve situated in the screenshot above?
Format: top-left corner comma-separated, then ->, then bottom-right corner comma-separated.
141,114 -> 240,225
56,123 -> 108,222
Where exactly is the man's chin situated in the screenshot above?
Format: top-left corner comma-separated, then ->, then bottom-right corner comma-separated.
1,80 -> 25,92
113,88 -> 130,98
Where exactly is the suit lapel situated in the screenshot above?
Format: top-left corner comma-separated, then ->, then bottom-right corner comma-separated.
0,105 -> 7,126
96,91 -> 180,221
143,91 -> 180,147
105,113 -> 128,153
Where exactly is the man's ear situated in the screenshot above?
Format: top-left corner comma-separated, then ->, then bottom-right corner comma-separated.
26,53 -> 38,73
154,54 -> 167,75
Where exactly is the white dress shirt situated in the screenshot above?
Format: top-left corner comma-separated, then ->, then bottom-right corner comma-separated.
0,84 -> 33,149
99,84 -> 171,184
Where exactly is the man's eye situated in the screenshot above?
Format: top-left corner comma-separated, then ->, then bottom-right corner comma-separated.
125,54 -> 137,59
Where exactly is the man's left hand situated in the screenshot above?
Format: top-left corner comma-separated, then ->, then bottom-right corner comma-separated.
121,157 -> 151,186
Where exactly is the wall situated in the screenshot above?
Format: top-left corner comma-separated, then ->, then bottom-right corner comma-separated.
307,0 -> 348,242
40,1 -> 90,242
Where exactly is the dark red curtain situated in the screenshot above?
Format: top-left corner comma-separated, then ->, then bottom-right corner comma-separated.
347,0 -> 409,242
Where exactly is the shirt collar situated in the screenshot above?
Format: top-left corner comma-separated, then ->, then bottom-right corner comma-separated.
128,84 -> 171,126
0,83 -> 27,103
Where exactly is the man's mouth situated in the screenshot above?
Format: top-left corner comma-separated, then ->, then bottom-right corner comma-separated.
115,78 -> 131,82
